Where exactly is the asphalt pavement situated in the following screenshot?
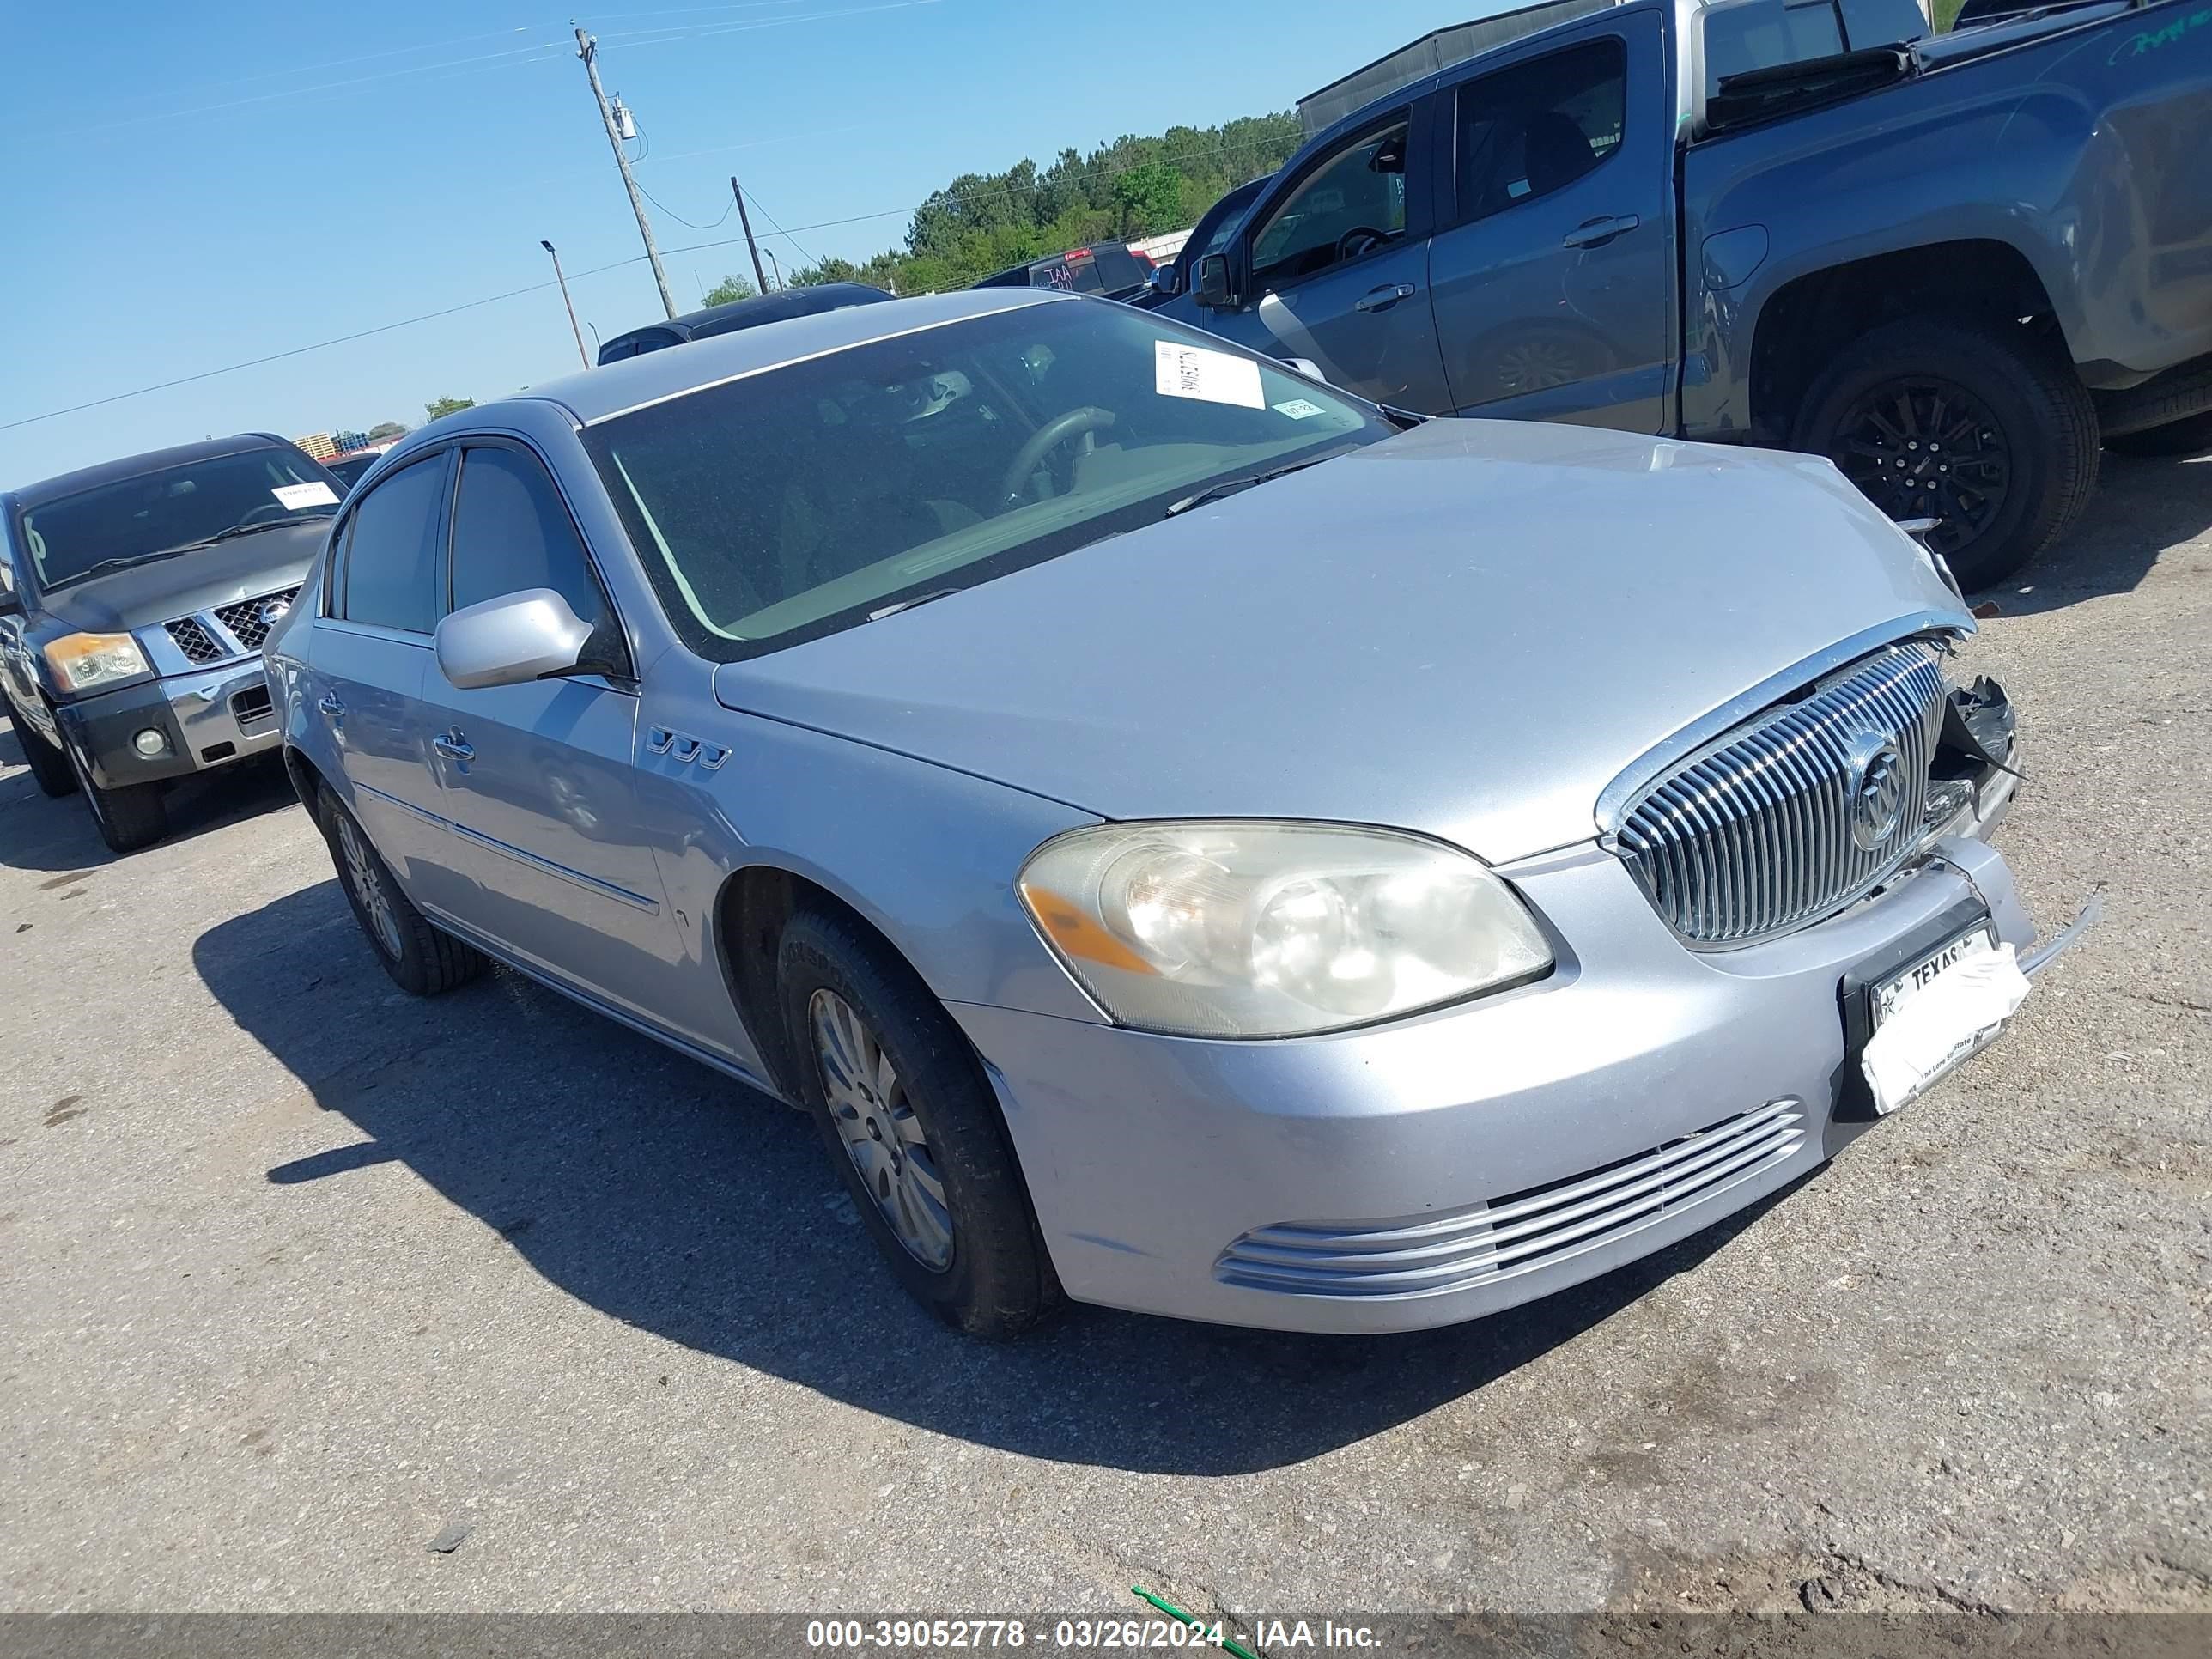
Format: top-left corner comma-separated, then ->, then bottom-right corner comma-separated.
2,452 -> 2206,1618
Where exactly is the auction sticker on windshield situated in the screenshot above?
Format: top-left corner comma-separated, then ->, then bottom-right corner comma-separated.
271,481 -> 338,509
1273,398 -> 1327,419
1155,340 -> 1263,409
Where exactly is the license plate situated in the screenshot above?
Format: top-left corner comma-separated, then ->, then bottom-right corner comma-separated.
1873,926 -> 1997,1026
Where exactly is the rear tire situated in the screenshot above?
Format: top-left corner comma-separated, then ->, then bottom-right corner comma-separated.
1792,316 -> 2099,591
777,908 -> 1059,1338
64,738 -> 167,853
5,693 -> 78,799
317,787 -> 488,996
2103,409 -> 2212,459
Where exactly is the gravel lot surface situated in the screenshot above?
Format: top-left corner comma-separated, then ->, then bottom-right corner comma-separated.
2,453 -> 2206,1619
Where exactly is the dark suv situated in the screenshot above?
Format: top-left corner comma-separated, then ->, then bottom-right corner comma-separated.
0,434 -> 343,852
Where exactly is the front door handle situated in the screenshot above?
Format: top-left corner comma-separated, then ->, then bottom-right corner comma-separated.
1562,214 -> 1641,250
317,694 -> 345,719
433,731 -> 474,765
1354,282 -> 1418,313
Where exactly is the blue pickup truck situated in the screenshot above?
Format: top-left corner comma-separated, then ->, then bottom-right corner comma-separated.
1158,0 -> 2212,586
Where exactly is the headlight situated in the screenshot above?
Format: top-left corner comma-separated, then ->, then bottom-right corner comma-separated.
1017,820 -> 1553,1037
43,631 -> 151,695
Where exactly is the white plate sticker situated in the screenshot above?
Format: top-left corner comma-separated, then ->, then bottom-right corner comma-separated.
1273,398 -> 1327,420
272,481 -> 338,509
1155,340 -> 1264,410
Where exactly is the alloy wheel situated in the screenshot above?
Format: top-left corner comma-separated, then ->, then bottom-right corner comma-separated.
808,988 -> 953,1270
335,812 -> 404,960
1829,377 -> 2010,559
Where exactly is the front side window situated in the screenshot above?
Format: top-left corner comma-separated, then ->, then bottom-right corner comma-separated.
338,453 -> 447,635
447,445 -> 625,670
583,301 -> 1392,660
1249,118 -> 1411,291
16,446 -> 340,594
1455,40 -> 1627,224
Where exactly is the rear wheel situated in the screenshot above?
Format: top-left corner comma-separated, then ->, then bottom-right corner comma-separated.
1792,316 -> 2099,591
2103,409 -> 2212,459
318,787 -> 488,995
64,739 -> 167,854
4,693 -> 77,799
777,908 -> 1058,1338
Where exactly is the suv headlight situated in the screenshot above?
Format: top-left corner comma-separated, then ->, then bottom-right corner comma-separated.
1018,820 -> 1553,1038
44,631 -> 151,695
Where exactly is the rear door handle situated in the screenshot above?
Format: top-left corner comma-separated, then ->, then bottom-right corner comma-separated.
1354,282 -> 1417,313
1562,214 -> 1640,250
433,731 -> 474,765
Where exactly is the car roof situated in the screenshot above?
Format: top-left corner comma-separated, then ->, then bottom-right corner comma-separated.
487,288 -> 1066,429
599,283 -> 894,354
9,433 -> 300,509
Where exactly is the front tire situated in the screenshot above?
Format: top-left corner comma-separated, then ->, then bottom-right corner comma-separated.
318,787 -> 488,996
5,693 -> 78,799
2103,408 -> 2212,459
64,738 -> 167,853
1792,316 -> 2099,591
777,909 -> 1058,1338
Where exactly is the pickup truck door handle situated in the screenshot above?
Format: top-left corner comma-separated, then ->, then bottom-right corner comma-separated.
1562,214 -> 1640,250
317,694 -> 344,719
1354,283 -> 1417,313
432,731 -> 475,765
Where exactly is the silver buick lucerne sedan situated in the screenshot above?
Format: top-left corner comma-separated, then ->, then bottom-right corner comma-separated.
265,289 -> 2092,1337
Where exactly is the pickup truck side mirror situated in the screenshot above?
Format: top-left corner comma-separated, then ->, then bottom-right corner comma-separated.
1149,262 -> 1185,299
1279,357 -> 1327,385
435,587 -> 593,690
1195,253 -> 1235,311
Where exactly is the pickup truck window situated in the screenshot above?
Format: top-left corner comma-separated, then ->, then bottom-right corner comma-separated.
1702,0 -> 1848,97
1454,38 -> 1626,224
1249,118 -> 1410,292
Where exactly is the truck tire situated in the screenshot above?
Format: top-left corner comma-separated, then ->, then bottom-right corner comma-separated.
1791,317 -> 2099,591
64,738 -> 167,854
2103,409 -> 2212,459
2094,356 -> 2212,441
5,693 -> 78,799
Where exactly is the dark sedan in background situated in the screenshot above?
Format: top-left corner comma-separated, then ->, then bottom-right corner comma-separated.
595,283 -> 893,365
0,434 -> 340,852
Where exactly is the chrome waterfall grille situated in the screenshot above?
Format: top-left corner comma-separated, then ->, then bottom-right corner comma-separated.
1613,641 -> 1947,945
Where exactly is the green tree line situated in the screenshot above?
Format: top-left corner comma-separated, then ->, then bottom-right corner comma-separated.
774,112 -> 1306,294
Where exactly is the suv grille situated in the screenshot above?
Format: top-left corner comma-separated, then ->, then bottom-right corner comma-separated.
1613,641 -> 1946,945
212,587 -> 299,653
166,617 -> 227,664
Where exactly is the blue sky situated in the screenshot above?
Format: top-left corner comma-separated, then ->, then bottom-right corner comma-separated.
0,0 -> 1492,486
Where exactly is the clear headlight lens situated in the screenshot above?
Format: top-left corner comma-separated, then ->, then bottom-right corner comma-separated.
1018,821 -> 1553,1037
43,631 -> 151,695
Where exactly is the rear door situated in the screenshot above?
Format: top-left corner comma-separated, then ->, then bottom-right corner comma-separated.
312,448 -> 473,918
1425,9 -> 1676,431
414,439 -> 681,1024
1195,104 -> 1455,412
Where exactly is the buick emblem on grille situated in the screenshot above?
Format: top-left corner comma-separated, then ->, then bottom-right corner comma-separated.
257,596 -> 292,629
1844,727 -> 1908,851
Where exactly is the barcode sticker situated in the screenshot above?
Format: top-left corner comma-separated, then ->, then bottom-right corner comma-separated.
1154,341 -> 1265,410
271,482 -> 338,509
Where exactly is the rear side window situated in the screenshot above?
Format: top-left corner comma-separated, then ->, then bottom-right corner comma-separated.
1702,0 -> 1846,96
338,454 -> 447,634
1455,39 -> 1626,223
447,447 -> 618,657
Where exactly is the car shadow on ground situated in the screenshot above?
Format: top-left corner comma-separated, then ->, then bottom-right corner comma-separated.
1984,452 -> 2210,616
0,714 -> 299,873
197,878 -> 1809,1476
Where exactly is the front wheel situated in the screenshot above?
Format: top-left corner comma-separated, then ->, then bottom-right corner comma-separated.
64,739 -> 167,853
777,909 -> 1059,1338
1792,316 -> 2099,591
5,693 -> 77,799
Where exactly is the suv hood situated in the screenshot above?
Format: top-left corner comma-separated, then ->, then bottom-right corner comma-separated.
714,421 -> 1968,864
33,519 -> 327,635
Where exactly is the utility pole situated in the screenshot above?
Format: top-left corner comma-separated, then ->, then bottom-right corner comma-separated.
574,26 -> 676,320
729,174 -> 770,294
539,240 -> 591,370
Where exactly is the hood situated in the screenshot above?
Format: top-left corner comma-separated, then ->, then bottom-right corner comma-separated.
713,420 -> 1967,863
34,519 -> 327,634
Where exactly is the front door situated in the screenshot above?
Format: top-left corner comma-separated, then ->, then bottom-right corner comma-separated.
415,441 -> 680,1025
1424,11 -> 1676,432
1198,106 -> 1455,414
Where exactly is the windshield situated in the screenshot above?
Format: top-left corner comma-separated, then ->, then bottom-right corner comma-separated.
20,446 -> 340,592
582,300 -> 1390,659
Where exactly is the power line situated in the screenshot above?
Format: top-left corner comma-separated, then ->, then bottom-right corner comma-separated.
738,189 -> 817,267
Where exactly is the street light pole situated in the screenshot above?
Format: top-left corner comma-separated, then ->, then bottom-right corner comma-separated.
540,240 -> 591,370
763,247 -> 783,292
574,26 -> 677,320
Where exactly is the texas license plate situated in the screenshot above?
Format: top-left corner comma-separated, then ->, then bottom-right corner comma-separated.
1873,926 -> 1998,1026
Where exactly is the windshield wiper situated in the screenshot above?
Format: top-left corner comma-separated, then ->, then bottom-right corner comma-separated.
1165,453 -> 1340,517
172,513 -> 332,550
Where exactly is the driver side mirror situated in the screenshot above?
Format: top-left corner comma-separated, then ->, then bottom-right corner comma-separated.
1195,252 -> 1236,311
1149,261 -> 1184,299
435,587 -> 594,690
1279,357 -> 1327,385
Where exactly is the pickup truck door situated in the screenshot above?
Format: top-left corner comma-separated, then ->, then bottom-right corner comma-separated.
1192,102 -> 1454,413
1425,9 -> 1676,433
